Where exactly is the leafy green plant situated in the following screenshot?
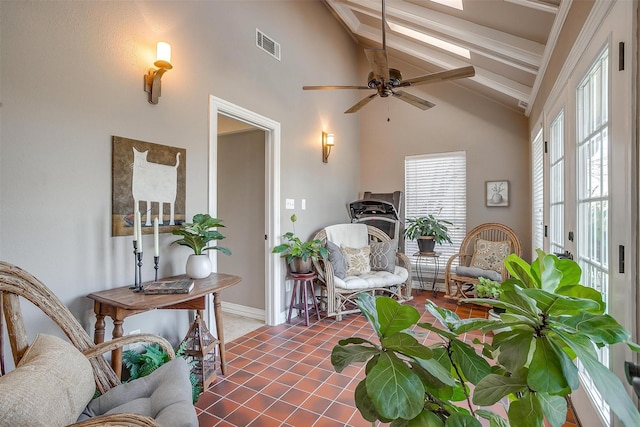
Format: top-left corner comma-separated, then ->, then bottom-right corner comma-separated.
402,212 -> 453,244
171,213 -> 231,256
332,251 -> 640,426
476,276 -> 502,299
272,214 -> 328,263
123,341 -> 202,403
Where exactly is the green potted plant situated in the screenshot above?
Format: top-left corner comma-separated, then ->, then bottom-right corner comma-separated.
476,276 -> 505,316
331,251 -> 640,426
171,213 -> 231,279
123,342 -> 201,403
403,211 -> 453,253
272,214 -> 328,273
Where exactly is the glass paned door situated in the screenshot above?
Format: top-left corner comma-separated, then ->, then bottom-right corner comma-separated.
575,46 -> 610,424
536,3 -> 634,425
549,110 -> 565,256
532,129 -> 544,252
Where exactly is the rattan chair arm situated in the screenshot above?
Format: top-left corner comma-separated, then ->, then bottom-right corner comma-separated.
395,251 -> 409,269
313,257 -> 333,283
68,413 -> 159,426
82,334 -> 175,360
445,253 -> 463,272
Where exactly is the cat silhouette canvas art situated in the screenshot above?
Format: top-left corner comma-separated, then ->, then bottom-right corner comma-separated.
132,147 -> 180,226
111,136 -> 186,237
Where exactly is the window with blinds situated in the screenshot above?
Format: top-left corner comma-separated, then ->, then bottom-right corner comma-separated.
531,129 -> 544,253
404,151 -> 466,267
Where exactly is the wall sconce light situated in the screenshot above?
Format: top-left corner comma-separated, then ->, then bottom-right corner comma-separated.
144,42 -> 173,105
322,132 -> 334,163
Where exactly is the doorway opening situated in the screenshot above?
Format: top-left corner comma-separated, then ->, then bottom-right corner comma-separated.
208,96 -> 282,327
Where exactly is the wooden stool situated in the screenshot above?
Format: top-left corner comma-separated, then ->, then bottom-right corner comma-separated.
287,272 -> 320,326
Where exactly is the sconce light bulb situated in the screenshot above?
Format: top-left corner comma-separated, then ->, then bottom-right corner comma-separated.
154,42 -> 173,69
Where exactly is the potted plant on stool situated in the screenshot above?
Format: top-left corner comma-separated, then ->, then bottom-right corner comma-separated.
476,276 -> 505,319
272,214 -> 328,273
171,213 -> 231,279
403,211 -> 453,253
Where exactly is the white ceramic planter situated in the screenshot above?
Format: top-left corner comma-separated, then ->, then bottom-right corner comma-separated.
186,254 -> 212,279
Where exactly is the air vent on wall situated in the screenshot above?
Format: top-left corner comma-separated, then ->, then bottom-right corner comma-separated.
256,29 -> 281,61
518,100 -> 529,109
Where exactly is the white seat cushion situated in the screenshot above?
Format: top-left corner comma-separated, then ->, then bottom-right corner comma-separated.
455,265 -> 502,282
334,266 -> 409,290
78,357 -> 197,426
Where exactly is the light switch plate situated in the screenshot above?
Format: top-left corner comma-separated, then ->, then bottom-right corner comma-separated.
285,198 -> 295,209
301,199 -> 306,210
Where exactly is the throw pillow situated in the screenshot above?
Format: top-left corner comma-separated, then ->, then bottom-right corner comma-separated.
370,239 -> 397,273
0,334 -> 95,426
470,239 -> 511,272
341,245 -> 371,276
326,240 -> 347,279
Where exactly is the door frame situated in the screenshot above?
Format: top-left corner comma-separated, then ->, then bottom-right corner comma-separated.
208,95 -> 282,326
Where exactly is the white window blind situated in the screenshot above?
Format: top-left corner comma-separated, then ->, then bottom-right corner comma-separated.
532,129 -> 544,252
404,151 -> 466,265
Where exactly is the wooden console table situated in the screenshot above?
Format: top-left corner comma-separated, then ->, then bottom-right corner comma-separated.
87,273 -> 241,378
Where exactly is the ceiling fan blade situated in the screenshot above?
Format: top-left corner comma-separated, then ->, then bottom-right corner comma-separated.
392,91 -> 435,110
303,85 -> 371,90
400,66 -> 475,87
345,93 -> 378,114
365,48 -> 390,82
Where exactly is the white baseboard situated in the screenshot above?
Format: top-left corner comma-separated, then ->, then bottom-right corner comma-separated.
221,301 -> 265,321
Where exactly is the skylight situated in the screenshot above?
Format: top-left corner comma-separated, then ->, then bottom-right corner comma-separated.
430,0 -> 464,10
387,22 -> 470,59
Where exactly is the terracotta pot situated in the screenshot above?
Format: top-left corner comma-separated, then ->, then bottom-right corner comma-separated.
289,257 -> 313,274
186,254 -> 212,279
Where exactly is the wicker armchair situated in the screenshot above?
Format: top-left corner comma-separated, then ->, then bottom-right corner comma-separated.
0,261 -> 194,427
312,224 -> 412,320
443,223 -> 522,300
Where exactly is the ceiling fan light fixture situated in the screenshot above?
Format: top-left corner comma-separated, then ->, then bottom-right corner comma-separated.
301,0 -> 474,115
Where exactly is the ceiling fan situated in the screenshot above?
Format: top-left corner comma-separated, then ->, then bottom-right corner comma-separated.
303,0 -> 475,114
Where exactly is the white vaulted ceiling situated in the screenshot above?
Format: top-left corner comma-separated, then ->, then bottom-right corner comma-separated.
324,0 -> 567,115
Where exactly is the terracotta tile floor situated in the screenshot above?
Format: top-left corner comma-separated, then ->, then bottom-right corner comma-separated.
196,291 -> 578,426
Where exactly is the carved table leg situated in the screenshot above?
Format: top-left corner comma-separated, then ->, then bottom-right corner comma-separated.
213,292 -> 227,375
111,318 -> 125,378
94,313 -> 105,345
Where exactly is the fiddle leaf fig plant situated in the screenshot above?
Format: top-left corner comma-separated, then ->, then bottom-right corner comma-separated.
332,251 -> 640,426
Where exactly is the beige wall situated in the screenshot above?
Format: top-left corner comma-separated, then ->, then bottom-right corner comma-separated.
529,0 -> 595,125
358,59 -> 532,259
0,1 -> 361,348
217,129 -> 266,311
